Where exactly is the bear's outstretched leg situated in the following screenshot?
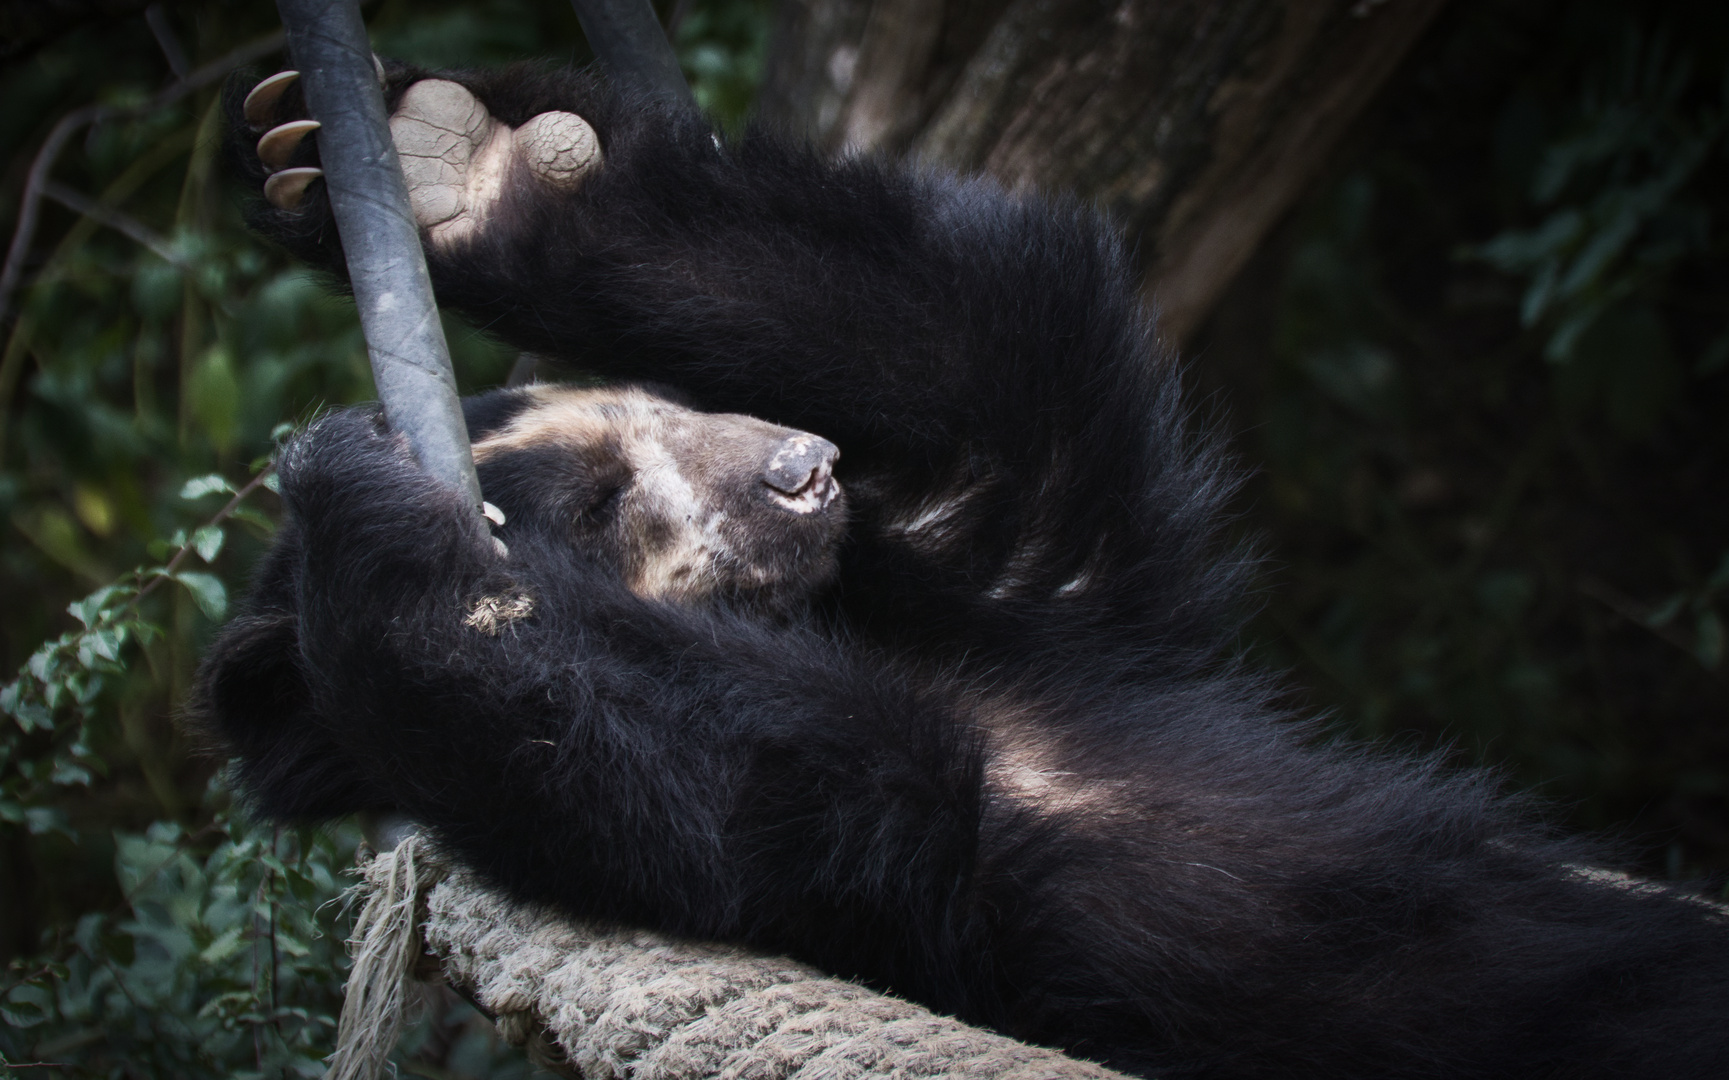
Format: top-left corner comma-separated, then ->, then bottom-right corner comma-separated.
388,80 -> 599,244
245,68 -> 601,241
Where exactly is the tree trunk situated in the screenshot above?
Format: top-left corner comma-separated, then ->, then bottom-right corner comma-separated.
760,0 -> 1446,346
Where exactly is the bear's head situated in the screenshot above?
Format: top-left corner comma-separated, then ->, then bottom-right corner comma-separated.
465,384 -> 847,611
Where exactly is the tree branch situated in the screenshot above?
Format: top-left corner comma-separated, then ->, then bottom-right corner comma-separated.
274,0 -> 482,513
0,29 -> 286,331
762,0 -> 1449,347
569,0 -> 697,108
130,468 -> 275,611
39,182 -> 185,267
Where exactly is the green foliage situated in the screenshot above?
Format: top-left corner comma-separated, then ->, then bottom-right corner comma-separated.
1,810 -> 356,1078
1472,26 -> 1728,411
1211,0 -> 1729,879
673,0 -> 777,128
0,472 -> 360,1076
1644,550 -> 1729,671
0,1 -> 775,1073
1,470 -> 270,843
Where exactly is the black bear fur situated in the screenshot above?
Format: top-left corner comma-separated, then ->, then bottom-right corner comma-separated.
197,62 -> 1729,1079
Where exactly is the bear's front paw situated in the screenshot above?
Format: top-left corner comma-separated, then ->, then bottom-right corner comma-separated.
242,67 -> 602,248
275,405 -> 413,493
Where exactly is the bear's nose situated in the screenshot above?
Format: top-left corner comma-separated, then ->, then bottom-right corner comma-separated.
762,434 -> 840,514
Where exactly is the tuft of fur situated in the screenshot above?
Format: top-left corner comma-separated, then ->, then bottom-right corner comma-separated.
200,63 -> 1729,1080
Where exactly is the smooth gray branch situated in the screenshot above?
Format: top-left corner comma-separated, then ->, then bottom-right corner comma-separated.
275,0 -> 483,512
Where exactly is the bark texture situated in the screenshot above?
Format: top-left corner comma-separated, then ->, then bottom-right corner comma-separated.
760,0 -> 1447,345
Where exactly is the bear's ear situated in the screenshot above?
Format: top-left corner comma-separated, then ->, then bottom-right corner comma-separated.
193,609 -> 309,754
191,609 -> 381,820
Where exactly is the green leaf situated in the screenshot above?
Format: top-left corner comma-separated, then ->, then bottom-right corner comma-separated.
1704,551 -> 1729,595
67,585 -> 128,628
189,346 -> 241,456
198,924 -> 246,966
130,254 -> 183,319
88,625 -> 125,662
72,672 -> 106,705
228,505 -> 277,533
284,867 -> 317,904
173,571 -> 228,621
180,473 -> 236,501
52,761 -> 94,787
1646,593 -> 1687,628
192,524 -> 226,563
11,700 -> 54,734
24,806 -> 71,837
28,647 -> 60,684
0,996 -> 47,1028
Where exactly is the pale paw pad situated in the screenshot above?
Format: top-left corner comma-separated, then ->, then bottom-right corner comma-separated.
387,79 -> 601,247
515,111 -> 601,191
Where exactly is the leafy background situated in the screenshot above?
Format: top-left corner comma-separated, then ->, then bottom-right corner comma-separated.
1195,0 -> 1729,879
0,0 -> 1724,1075
0,0 -> 771,1074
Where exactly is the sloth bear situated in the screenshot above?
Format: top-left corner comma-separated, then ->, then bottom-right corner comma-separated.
195,61 -> 1729,1079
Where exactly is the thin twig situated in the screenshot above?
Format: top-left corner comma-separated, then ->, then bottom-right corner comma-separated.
0,105 -> 104,328
145,3 -> 191,79
269,824 -> 281,1014
665,0 -> 695,38
253,865 -> 267,1071
0,963 -> 56,1001
115,821 -> 226,910
0,28 -> 286,329
40,181 -> 185,267
129,466 -> 275,610
1577,576 -> 1718,677
19,821 -> 227,1051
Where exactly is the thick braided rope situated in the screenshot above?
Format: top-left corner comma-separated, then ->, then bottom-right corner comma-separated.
333,835 -> 1132,1080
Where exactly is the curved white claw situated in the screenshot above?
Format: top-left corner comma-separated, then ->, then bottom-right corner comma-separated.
244,56 -> 379,136
257,119 -> 321,171
263,167 -> 323,210
243,70 -> 300,131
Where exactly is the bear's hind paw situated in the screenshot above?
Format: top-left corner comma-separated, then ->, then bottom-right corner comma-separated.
240,69 -> 602,243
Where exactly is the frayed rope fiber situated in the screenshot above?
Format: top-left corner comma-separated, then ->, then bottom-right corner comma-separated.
326,833 -> 443,1080
326,833 -> 1134,1080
